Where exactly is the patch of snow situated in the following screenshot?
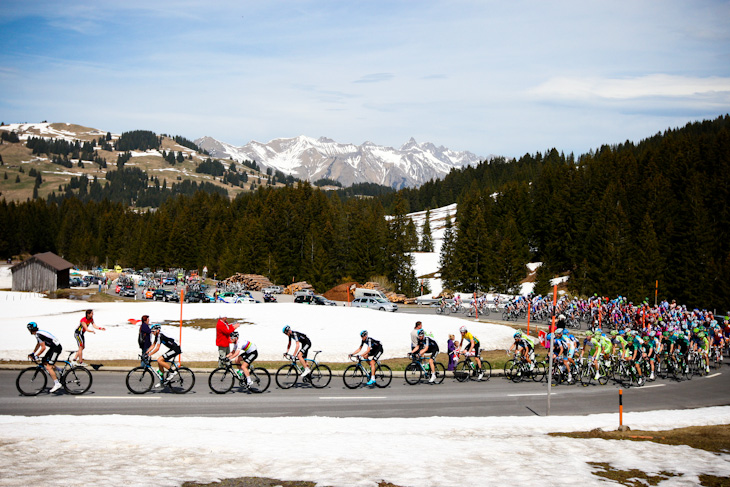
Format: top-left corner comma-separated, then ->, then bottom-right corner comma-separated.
0,407 -> 728,486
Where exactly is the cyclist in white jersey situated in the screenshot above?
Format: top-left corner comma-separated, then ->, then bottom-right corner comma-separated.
226,331 -> 258,386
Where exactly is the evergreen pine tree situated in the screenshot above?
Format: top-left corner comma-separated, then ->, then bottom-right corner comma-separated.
420,209 -> 434,252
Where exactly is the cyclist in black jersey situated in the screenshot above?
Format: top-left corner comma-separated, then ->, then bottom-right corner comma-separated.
145,324 -> 182,386
283,325 -> 312,378
411,329 -> 440,383
350,330 -> 383,385
27,322 -> 63,392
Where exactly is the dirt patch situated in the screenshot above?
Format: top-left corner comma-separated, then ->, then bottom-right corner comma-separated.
588,462 -> 681,486
551,424 -> 730,454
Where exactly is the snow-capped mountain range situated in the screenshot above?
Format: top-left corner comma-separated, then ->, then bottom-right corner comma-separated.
195,135 -> 486,188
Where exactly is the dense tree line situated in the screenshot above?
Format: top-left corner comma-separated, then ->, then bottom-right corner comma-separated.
432,115 -> 730,310
172,135 -> 208,155
0,184 -> 419,295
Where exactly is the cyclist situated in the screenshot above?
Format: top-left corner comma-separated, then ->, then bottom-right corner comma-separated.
283,325 -> 312,378
694,331 -> 711,374
511,331 -> 535,370
145,324 -> 182,386
73,309 -> 105,366
27,322 -> 63,393
226,331 -> 257,387
349,330 -> 383,386
627,331 -> 645,384
556,328 -> 577,370
642,331 -> 658,380
458,326 -> 483,380
710,326 -> 725,365
580,330 -> 602,381
411,329 -> 440,383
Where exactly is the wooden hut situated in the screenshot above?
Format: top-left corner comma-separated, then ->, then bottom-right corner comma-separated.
11,252 -> 74,292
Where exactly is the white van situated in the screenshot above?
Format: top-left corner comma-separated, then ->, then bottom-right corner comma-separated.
353,288 -> 388,301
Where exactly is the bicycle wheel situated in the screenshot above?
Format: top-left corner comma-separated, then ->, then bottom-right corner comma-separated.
434,363 -> 446,384
126,367 -> 154,394
404,363 -> 422,385
509,363 -> 525,383
343,364 -> 365,389
656,358 -> 668,380
208,367 -> 234,394
597,364 -> 610,385
169,367 -> 195,394
275,364 -> 298,389
62,366 -> 92,395
16,367 -> 47,396
501,311 -> 510,321
480,360 -> 491,381
374,364 -> 392,388
531,361 -> 546,382
454,361 -> 470,382
503,359 -> 515,380
248,367 -> 271,393
309,364 -> 332,388
580,365 -> 594,387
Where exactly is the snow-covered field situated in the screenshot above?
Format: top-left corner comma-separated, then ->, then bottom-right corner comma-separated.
0,407 -> 728,487
0,292 -> 515,362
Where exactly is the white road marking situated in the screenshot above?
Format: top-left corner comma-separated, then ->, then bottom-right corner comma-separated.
507,393 -> 549,397
319,396 -> 387,400
75,396 -> 161,400
641,384 -> 665,389
705,373 -> 722,379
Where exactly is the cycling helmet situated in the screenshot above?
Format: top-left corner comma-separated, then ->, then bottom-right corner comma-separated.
558,314 -> 565,320
513,331 -> 522,339
360,330 -> 368,337
282,325 -> 291,334
619,329 -> 626,335
459,326 -> 467,333
555,328 -> 564,335
585,330 -> 593,337
610,330 -> 618,336
417,329 -> 425,336
151,324 -> 161,331
27,322 -> 38,332
693,327 -> 700,334
230,331 -> 239,339
546,333 -> 553,341
698,332 -> 706,338
648,330 -> 656,337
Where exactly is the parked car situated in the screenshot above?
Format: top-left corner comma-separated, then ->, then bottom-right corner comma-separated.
294,289 -> 315,298
70,277 -> 88,287
295,295 -> 336,306
217,292 -> 257,304
163,277 -> 176,285
144,289 -> 155,299
262,285 -> 283,294
120,286 -> 136,298
83,275 -> 103,285
351,297 -> 398,312
152,289 -> 173,301
167,291 -> 181,302
184,291 -> 211,303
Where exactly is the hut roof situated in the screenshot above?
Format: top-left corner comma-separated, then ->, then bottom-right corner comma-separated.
11,252 -> 74,272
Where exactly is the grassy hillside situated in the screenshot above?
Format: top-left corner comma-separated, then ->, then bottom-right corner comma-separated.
0,122 -> 280,203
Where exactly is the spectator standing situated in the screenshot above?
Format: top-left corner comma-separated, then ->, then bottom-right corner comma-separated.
447,334 -> 458,370
216,317 -> 239,366
411,321 -> 423,349
138,315 -> 152,357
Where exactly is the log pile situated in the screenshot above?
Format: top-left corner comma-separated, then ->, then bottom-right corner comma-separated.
284,281 -> 315,295
219,273 -> 274,291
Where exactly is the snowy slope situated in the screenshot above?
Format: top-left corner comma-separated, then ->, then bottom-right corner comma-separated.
196,135 -> 486,189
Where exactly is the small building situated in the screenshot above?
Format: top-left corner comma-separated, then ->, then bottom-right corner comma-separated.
11,252 -> 74,292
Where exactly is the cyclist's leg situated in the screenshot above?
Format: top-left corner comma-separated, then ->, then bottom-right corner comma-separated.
74,332 -> 84,363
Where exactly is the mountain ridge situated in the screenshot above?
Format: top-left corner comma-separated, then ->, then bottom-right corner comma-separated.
195,135 -> 488,189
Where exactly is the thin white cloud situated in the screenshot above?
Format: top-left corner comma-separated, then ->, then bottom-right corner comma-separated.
529,75 -> 730,100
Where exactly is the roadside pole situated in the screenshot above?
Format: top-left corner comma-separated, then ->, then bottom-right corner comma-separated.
655,280 -> 658,307
179,289 -> 184,366
547,284 -> 557,416
527,304 -> 531,335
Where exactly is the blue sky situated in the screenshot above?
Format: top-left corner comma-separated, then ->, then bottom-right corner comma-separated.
1,0 -> 729,158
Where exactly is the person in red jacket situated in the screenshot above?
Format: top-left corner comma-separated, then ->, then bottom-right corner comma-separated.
216,317 -> 239,366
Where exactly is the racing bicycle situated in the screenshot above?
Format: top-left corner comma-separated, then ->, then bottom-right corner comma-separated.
342,355 -> 392,389
404,353 -> 446,385
16,351 -> 93,396
208,357 -> 271,394
125,354 -> 196,394
276,351 -> 332,389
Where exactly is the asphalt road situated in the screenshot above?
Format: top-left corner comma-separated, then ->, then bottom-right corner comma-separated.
1,367 -> 728,418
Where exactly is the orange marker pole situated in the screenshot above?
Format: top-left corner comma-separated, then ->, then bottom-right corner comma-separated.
550,284 -> 557,333
619,389 -> 624,426
527,304 -> 531,336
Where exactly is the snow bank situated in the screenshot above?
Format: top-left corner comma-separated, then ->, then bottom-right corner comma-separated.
0,292 -> 516,362
0,407 -> 728,487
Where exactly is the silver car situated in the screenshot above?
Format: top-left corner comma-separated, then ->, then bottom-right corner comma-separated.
352,297 -> 398,312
